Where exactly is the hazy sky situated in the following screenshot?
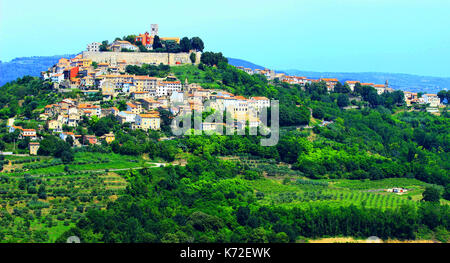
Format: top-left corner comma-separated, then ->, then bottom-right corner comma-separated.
1,0 -> 449,77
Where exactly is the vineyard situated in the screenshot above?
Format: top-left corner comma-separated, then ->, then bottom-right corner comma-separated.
235,155 -> 443,210
248,176 -> 424,210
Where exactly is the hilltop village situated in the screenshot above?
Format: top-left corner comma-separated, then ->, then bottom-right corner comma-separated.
4,25 -> 265,155
5,24 -> 445,156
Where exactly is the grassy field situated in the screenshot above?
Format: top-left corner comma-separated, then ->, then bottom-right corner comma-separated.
2,152 -> 156,176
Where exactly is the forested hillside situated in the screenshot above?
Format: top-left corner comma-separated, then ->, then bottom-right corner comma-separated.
44,59 -> 448,243
0,56 -> 448,242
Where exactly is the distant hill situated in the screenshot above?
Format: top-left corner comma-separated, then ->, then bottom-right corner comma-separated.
227,58 -> 450,94
0,54 -> 75,86
227,57 -> 266,71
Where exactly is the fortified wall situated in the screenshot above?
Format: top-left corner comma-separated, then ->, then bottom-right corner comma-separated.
82,51 -> 201,65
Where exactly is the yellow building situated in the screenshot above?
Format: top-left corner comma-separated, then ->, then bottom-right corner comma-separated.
103,133 -> 115,143
80,59 -> 92,67
135,113 -> 160,131
133,76 -> 158,92
29,142 -> 40,155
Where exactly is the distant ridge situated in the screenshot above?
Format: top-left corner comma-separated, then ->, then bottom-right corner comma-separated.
227,58 -> 450,94
226,57 -> 266,71
282,69 -> 450,94
0,54 -> 75,86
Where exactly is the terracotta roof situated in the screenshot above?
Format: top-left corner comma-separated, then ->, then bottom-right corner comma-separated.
134,76 -> 157,80
252,97 -> 269,100
321,78 -> 339,82
139,114 -> 159,118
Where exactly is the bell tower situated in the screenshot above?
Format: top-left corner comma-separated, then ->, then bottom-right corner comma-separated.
151,24 -> 159,37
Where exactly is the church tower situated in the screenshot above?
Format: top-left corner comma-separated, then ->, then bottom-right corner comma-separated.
151,24 -> 159,37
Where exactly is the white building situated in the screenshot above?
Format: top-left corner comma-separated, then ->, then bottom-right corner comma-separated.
87,42 -> 101,52
422,94 -> 441,107
157,80 -> 182,97
250,97 -> 270,111
51,73 -> 64,83
118,111 -> 136,123
111,40 -> 138,52
60,132 -> 75,141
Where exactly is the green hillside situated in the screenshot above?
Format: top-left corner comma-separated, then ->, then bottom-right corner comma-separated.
0,58 -> 449,243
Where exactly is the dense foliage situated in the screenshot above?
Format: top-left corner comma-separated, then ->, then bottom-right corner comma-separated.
57,156 -> 450,243
1,59 -> 449,243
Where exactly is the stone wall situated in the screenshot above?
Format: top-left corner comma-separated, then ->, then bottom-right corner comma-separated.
82,51 -> 201,65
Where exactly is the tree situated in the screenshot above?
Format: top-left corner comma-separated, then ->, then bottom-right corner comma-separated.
153,36 -> 163,49
18,137 -> 30,149
61,150 -> 74,164
243,170 -> 260,180
200,52 -> 228,67
138,44 -> 147,52
180,37 -> 192,52
99,41 -> 109,51
312,107 -> 324,119
337,94 -> 349,108
123,35 -> 136,44
190,37 -> 204,52
437,90 -> 449,104
443,184 -> 450,201
236,206 -> 250,225
273,232 -> 289,243
190,52 -> 196,64
422,186 -> 441,202
38,185 -> 47,199
38,135 -> 71,158
65,136 -> 74,146
163,40 -> 181,53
